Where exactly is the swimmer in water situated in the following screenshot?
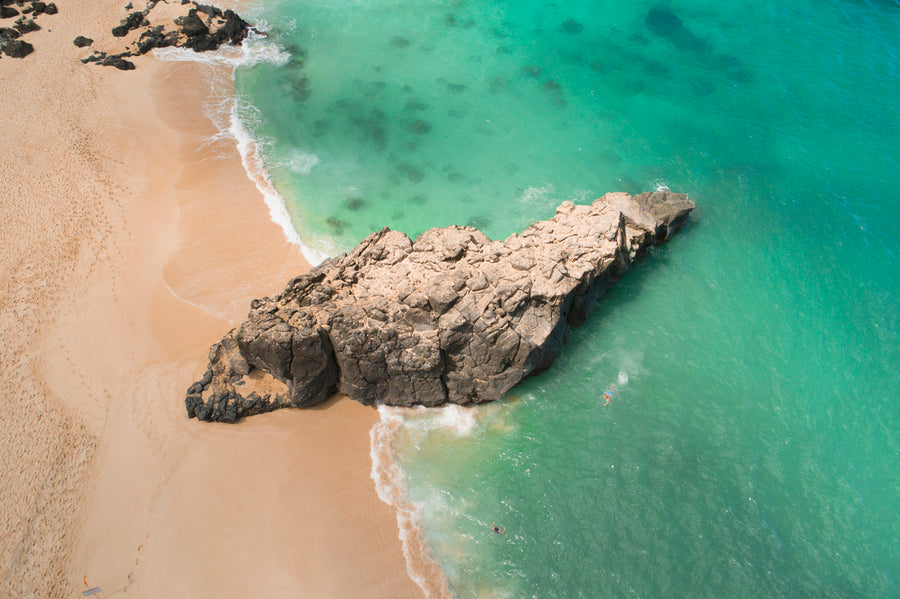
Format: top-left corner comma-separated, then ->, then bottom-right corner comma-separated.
491,523 -> 506,534
603,384 -> 615,406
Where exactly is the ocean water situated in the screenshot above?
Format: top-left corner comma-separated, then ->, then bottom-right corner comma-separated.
232,0 -> 900,596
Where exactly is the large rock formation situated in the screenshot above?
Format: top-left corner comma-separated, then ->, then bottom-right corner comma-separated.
186,190 -> 695,422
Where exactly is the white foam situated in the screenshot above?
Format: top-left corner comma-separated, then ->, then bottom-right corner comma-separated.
152,34 -> 332,266
617,370 -> 630,385
433,404 -> 479,435
518,183 -> 555,209
370,405 -> 454,598
153,30 -> 291,69
285,149 -> 320,175
227,102 -> 331,265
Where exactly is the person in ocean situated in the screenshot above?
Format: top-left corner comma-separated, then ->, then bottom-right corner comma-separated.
603,383 -> 615,406
491,523 -> 506,534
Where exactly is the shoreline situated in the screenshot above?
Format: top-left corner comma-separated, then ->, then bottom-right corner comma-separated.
167,23 -> 457,596
0,1 -> 421,596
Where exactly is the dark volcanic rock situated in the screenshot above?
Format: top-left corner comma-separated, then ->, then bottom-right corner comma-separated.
218,9 -> 248,44
44,2 -> 56,15
178,10 -> 209,37
111,10 -> 145,37
73,35 -> 93,47
182,32 -> 220,51
0,6 -> 18,18
81,50 -> 105,63
95,3 -> 253,69
0,26 -> 19,39
134,26 -> 178,54
186,191 -> 696,422
14,17 -> 39,34
195,4 -> 223,19
2,38 -> 33,57
101,53 -> 135,70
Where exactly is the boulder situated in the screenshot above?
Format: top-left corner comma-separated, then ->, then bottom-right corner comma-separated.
73,35 -> 93,47
218,9 -> 248,44
111,10 -> 145,37
178,10 -> 209,37
186,191 -> 696,422
100,54 -> 135,70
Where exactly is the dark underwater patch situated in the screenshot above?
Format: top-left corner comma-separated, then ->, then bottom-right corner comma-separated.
645,5 -> 712,54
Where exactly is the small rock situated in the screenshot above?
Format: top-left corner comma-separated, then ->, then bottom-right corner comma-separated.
44,2 -> 56,14
14,17 -> 39,34
101,54 -> 136,70
73,35 -> 93,47
0,6 -> 18,18
81,50 -> 105,63
2,39 -> 33,57
112,11 -> 144,37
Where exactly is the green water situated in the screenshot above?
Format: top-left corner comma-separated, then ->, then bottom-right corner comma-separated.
235,0 -> 900,596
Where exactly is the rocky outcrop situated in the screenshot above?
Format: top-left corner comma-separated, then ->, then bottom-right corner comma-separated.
81,0 -> 251,68
61,1 -> 253,69
186,191 -> 696,423
0,1 -> 56,58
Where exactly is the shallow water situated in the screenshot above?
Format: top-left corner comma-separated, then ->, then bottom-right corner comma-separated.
236,0 -> 900,596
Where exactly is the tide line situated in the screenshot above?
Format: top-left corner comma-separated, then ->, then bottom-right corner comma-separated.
153,33 -> 331,266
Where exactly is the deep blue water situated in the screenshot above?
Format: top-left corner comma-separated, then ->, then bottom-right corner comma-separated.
235,0 -> 900,596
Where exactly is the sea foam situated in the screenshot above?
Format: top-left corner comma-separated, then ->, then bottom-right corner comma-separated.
370,406 -> 456,599
152,34 -> 332,266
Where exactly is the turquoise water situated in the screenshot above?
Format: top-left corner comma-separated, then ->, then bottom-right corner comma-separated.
236,0 -> 900,596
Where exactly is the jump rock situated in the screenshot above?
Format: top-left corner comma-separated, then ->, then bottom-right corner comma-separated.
186,191 -> 696,422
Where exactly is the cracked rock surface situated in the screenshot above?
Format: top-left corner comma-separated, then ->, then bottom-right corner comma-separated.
186,190 -> 695,422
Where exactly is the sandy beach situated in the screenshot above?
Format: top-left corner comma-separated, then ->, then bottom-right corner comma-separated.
0,1 -> 421,597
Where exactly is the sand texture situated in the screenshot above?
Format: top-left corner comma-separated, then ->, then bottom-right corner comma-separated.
0,1 -> 421,597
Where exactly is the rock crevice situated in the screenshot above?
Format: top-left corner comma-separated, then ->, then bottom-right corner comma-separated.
186,191 -> 695,422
